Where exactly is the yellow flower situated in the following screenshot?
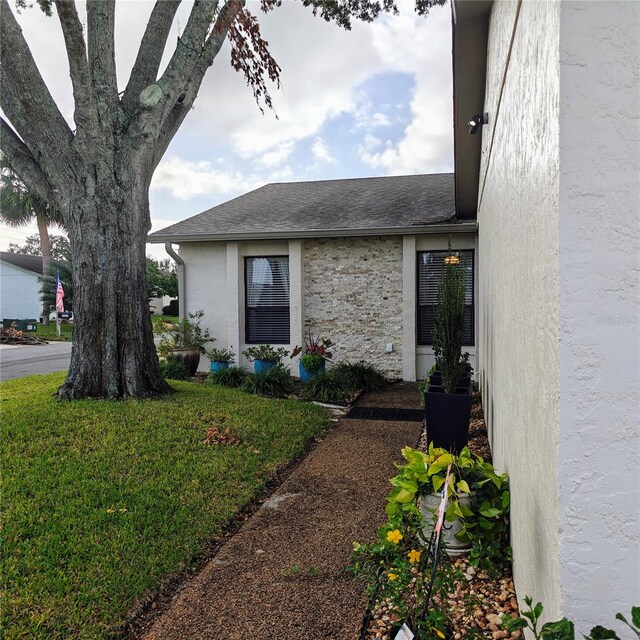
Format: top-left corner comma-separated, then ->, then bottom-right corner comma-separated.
407,549 -> 422,564
388,572 -> 399,581
386,529 -> 403,544
434,629 -> 445,639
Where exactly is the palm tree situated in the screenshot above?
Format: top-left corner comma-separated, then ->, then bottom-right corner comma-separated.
0,157 -> 65,322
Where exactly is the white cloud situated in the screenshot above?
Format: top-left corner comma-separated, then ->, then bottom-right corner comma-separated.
311,137 -> 336,164
7,2 -> 454,226
254,142 -> 295,169
152,157 -> 250,200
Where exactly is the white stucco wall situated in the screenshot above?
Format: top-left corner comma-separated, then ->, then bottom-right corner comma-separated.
557,0 -> 640,628
0,261 -> 42,320
478,0 -> 561,621
479,0 -> 640,629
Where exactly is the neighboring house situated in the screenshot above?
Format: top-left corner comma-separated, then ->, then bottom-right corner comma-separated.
149,173 -> 477,379
149,0 -> 638,632
0,252 -> 43,321
452,0 -> 638,631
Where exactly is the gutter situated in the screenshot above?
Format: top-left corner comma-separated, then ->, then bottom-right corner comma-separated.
148,221 -> 478,245
164,242 -> 186,319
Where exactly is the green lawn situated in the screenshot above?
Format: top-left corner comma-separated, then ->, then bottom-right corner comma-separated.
28,322 -> 73,341
1,374 -> 329,639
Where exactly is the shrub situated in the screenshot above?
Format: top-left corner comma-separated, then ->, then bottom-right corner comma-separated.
242,345 -> 289,363
209,366 -> 249,388
159,357 -> 190,380
433,239 -> 467,393
206,347 -> 236,364
157,310 -> 213,356
332,361 -> 388,392
242,364 -> 294,398
301,367 -> 352,403
162,299 -> 179,316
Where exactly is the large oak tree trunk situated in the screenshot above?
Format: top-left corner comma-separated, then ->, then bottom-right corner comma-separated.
57,176 -> 172,400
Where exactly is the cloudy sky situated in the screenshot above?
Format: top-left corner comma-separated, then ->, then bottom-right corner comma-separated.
1,0 -> 453,260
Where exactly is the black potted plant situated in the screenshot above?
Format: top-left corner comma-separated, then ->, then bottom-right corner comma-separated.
424,244 -> 473,453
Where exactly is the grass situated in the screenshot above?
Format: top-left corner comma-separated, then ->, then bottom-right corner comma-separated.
29,316 -> 179,343
28,322 -> 73,341
1,373 -> 329,639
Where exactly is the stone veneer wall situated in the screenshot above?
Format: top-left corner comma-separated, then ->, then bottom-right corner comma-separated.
303,236 -> 403,378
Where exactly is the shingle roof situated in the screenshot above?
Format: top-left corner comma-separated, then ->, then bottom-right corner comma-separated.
0,251 -> 43,274
150,173 -> 458,242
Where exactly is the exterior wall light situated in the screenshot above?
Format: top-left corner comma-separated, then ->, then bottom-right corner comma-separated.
468,112 -> 489,135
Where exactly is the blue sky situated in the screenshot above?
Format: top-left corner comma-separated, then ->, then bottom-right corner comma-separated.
1,1 -> 454,261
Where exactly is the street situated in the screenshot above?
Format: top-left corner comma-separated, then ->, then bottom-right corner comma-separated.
0,342 -> 72,381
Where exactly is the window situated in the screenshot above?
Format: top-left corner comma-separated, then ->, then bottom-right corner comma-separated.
417,250 -> 474,346
245,256 -> 290,344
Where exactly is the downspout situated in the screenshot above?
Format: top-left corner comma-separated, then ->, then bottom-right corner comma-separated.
164,242 -> 185,319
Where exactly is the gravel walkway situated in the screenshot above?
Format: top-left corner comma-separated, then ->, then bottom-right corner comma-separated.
138,383 -> 422,640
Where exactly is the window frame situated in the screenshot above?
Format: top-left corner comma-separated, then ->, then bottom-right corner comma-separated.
416,249 -> 475,347
244,255 -> 291,345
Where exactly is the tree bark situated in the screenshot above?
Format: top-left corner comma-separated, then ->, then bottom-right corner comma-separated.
57,173 -> 172,400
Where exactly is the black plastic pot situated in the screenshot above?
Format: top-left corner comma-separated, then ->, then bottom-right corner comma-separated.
424,386 -> 472,453
429,374 -> 470,389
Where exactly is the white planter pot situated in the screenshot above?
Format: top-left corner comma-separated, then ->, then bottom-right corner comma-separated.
419,492 -> 473,559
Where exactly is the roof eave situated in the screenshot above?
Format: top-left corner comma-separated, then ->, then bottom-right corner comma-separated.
452,0 -> 493,220
147,221 -> 478,244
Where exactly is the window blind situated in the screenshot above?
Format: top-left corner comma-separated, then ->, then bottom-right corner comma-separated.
417,250 -> 474,346
245,257 -> 290,344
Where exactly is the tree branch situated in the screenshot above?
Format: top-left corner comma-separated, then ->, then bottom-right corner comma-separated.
121,0 -> 181,117
0,119 -> 58,207
54,0 -> 100,138
0,0 -> 74,185
87,0 -> 119,136
150,1 -> 240,171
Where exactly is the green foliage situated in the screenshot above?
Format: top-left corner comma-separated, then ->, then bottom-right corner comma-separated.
9,233 -> 70,261
332,360 -> 388,392
0,158 -> 64,231
1,372 -> 329,639
242,344 -> 289,363
300,353 -> 325,372
502,598 -> 640,640
350,506 -> 458,638
386,444 -> 511,572
291,331 -> 334,362
209,366 -> 249,389
418,378 -> 427,407
206,347 -> 236,364
157,311 -> 213,355
433,239 -> 467,394
243,364 -> 295,398
159,357 -> 190,381
146,257 -> 178,299
301,367 -> 352,403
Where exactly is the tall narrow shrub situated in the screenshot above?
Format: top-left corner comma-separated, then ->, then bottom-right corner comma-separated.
433,244 -> 466,394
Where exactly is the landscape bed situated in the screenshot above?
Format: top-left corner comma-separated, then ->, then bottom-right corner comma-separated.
0,373 -> 329,640
361,394 -> 521,640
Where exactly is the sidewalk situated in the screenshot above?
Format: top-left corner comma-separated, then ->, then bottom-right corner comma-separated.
138,382 -> 423,640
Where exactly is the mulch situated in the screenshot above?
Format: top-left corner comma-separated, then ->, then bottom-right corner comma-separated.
134,382 -> 423,640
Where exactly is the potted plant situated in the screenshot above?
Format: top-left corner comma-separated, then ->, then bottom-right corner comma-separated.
242,345 -> 289,373
291,331 -> 334,382
157,310 -> 213,376
207,347 -> 235,373
425,242 -> 472,452
386,445 -> 510,568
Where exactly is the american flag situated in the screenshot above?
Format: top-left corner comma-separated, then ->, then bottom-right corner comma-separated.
56,272 -> 65,313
